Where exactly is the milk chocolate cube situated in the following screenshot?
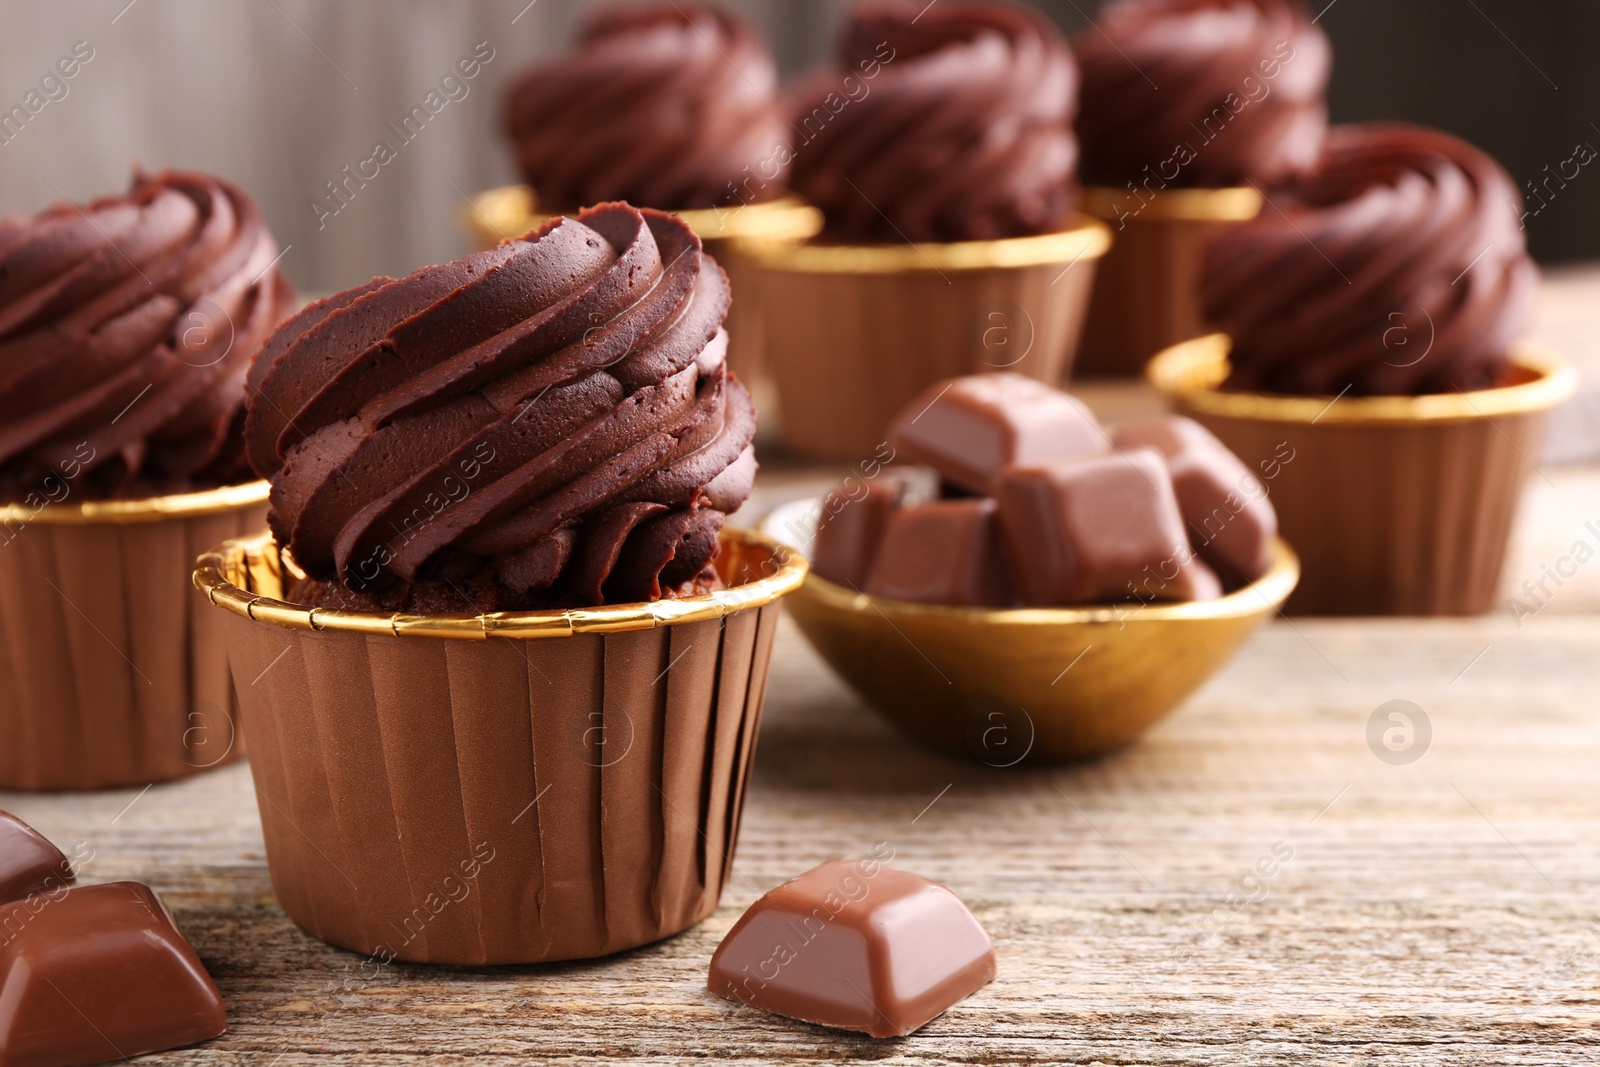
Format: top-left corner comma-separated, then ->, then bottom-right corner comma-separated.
0,882 -> 226,1067
708,860 -> 995,1038
1113,416 -> 1277,582
890,373 -> 1106,494
812,468 -> 931,589
0,812 -> 73,905
996,449 -> 1221,605
865,499 -> 1014,607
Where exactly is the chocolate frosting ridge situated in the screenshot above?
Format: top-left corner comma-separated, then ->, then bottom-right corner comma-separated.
1075,0 -> 1330,189
0,169 -> 293,500
502,4 -> 785,212
245,203 -> 756,612
1201,124 -> 1537,396
788,2 -> 1079,243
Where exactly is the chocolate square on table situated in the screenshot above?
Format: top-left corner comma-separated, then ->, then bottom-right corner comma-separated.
864,498 -> 1015,607
0,812 -> 74,906
995,449 -> 1221,606
1113,416 -> 1277,582
708,859 -> 996,1038
889,373 -> 1106,495
0,882 -> 227,1067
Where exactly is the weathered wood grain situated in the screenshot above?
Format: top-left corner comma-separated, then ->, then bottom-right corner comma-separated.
7,469 -> 1600,1064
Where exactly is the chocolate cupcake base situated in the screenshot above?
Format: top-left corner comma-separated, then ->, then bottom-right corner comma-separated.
740,218 -> 1112,461
195,528 -> 805,965
0,483 -> 267,791
1149,335 -> 1577,615
1077,186 -> 1261,378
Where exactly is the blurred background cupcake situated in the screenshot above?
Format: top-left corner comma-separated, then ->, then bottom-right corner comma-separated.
1151,123 -> 1575,614
473,3 -> 820,396
204,203 -> 804,964
0,168 -> 292,790
745,0 -> 1110,460
1074,0 -> 1331,377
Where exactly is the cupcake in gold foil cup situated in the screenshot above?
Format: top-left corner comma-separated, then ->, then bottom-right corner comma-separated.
0,169 -> 293,790
1152,124 -> 1574,616
1074,0 -> 1331,376
743,1 -> 1108,460
201,203 -> 804,965
478,3 -> 819,394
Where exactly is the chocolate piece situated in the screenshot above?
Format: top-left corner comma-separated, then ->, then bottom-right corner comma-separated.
1203,124 -> 1537,396
0,812 -> 73,905
0,168 -> 293,502
788,3 -> 1078,242
865,499 -> 1014,607
502,5 -> 786,212
708,859 -> 995,1038
1113,416 -> 1277,582
996,449 -> 1221,605
812,473 -> 914,589
0,881 -> 226,1066
1075,0 -> 1330,189
890,374 -> 1106,495
244,203 -> 756,613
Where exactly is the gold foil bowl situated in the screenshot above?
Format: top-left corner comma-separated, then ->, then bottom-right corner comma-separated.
1149,334 -> 1577,615
193,527 -> 807,965
736,215 -> 1114,460
0,480 -> 268,790
1077,184 -> 1263,378
766,502 -> 1299,764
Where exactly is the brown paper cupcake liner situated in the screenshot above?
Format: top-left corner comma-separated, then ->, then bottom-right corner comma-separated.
461,186 -> 825,394
1150,335 -> 1577,615
195,527 -> 804,965
1077,185 -> 1262,379
0,482 -> 268,791
738,216 -> 1113,461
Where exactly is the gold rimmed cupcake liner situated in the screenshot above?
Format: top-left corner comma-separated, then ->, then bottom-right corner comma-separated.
0,481 -> 270,791
734,214 -> 1114,460
196,527 -> 806,965
766,500 -> 1298,763
1077,184 -> 1263,379
1149,335 -> 1578,615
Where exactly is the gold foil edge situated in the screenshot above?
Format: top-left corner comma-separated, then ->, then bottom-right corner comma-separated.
1148,334 -> 1579,426
1081,184 -> 1264,224
731,213 -> 1113,274
3,479 -> 269,527
463,185 -> 823,249
194,527 -> 808,639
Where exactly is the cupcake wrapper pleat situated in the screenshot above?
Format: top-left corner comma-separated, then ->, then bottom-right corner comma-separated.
222,600 -> 782,965
759,261 -> 1098,460
0,503 -> 264,790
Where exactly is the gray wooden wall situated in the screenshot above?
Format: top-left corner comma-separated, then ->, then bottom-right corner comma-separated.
0,1 -> 1591,295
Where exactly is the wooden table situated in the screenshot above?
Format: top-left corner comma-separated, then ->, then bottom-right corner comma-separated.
6,287 -> 1600,1065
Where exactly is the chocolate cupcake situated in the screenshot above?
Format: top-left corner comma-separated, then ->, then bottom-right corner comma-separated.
198,203 -> 805,964
0,169 -> 292,789
1074,0 -> 1332,376
743,1 -> 1109,459
1151,125 -> 1574,615
481,4 -> 818,393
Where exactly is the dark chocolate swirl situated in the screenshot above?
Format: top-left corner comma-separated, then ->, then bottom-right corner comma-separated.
1075,0 -> 1330,189
244,203 -> 756,613
1201,124 -> 1537,396
502,4 -> 785,212
787,2 -> 1078,243
0,169 -> 293,500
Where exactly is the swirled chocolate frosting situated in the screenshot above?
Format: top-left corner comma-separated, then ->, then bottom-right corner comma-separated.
787,2 -> 1078,243
0,169 -> 293,501
1202,124 -> 1537,396
1075,0 -> 1331,189
502,4 -> 785,212
244,203 -> 757,613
